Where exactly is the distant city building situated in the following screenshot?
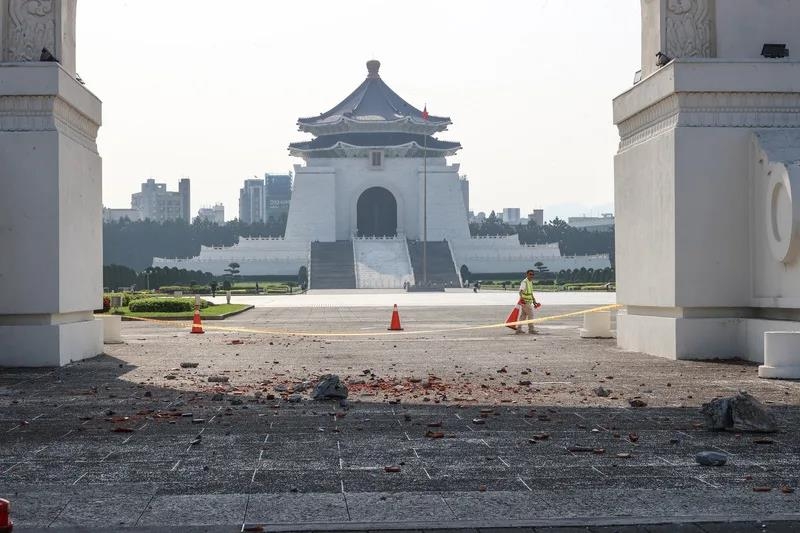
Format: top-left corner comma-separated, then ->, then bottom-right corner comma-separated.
502,208 -> 521,225
264,173 -> 292,222
196,204 -> 225,224
239,178 -> 265,223
529,209 -> 544,226
468,211 -> 486,224
239,173 -> 293,223
102,207 -> 142,222
568,213 -> 615,232
131,178 -> 190,223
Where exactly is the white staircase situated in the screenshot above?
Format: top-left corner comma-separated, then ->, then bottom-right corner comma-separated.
353,237 -> 415,289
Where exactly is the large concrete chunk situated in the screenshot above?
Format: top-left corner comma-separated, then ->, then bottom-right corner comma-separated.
312,374 -> 348,400
701,391 -> 778,433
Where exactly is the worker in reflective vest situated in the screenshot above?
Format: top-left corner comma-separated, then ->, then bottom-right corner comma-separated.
517,269 -> 540,334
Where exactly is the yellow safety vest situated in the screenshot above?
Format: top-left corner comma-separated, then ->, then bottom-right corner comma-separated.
521,278 -> 535,303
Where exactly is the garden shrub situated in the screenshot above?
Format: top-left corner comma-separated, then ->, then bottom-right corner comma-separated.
158,285 -> 212,294
128,298 -> 209,313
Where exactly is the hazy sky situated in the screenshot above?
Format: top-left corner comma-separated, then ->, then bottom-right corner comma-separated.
78,0 -> 640,222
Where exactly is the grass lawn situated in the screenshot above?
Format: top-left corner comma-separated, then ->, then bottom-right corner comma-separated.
103,304 -> 251,320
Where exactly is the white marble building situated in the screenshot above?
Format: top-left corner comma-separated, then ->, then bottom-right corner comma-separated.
155,60 -> 610,287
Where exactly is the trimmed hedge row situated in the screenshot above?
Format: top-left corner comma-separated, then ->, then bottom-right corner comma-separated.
128,298 -> 211,313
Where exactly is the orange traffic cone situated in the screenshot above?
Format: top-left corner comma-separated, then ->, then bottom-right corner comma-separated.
388,304 -> 403,331
190,306 -> 205,334
505,298 -> 524,330
0,498 -> 12,533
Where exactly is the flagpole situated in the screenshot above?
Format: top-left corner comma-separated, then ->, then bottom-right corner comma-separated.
422,122 -> 428,286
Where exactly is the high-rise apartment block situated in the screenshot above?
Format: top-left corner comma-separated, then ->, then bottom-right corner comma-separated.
265,173 -> 292,222
197,204 -> 225,224
529,209 -> 544,226
239,178 -> 265,224
239,173 -> 293,223
131,178 -> 191,223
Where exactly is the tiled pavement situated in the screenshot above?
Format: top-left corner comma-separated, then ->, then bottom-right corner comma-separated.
1,305 -> 799,531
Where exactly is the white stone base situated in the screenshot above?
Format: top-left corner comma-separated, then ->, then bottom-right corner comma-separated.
0,319 -> 102,367
618,311 -> 800,362
759,332 -> 800,379
98,315 -> 124,344
617,312 -> 741,360
579,311 -> 614,339
1,63 -> 103,368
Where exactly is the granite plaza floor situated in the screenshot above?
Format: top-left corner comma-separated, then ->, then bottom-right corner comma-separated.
1,296 -> 799,531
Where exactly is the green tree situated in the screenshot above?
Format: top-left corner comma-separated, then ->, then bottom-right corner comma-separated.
103,218 -> 288,271
224,262 -> 240,280
459,264 -> 471,285
298,266 -> 308,289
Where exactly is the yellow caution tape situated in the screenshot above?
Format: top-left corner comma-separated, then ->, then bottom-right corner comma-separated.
123,304 -> 622,338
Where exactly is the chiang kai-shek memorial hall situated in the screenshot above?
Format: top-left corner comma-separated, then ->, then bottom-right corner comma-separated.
154,60 -> 610,288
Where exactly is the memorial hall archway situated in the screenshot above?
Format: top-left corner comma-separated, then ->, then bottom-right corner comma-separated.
357,187 -> 397,237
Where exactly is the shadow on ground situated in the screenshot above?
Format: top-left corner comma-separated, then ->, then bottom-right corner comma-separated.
1,353 -> 799,531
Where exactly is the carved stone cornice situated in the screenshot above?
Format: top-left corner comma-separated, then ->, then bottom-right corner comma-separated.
618,92 -> 800,151
0,93 -> 99,152
617,94 -> 680,151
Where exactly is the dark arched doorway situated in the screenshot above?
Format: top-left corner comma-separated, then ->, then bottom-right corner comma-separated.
357,187 -> 397,237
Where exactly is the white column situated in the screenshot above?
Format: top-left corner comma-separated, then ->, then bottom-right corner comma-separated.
0,1 -> 103,367
615,1 -> 800,361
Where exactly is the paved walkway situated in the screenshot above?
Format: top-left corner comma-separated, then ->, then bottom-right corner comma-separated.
2,304 -> 798,531
208,289 -> 617,308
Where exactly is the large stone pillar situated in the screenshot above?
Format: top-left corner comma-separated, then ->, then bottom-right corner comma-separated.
614,0 -> 800,361
0,0 -> 103,367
